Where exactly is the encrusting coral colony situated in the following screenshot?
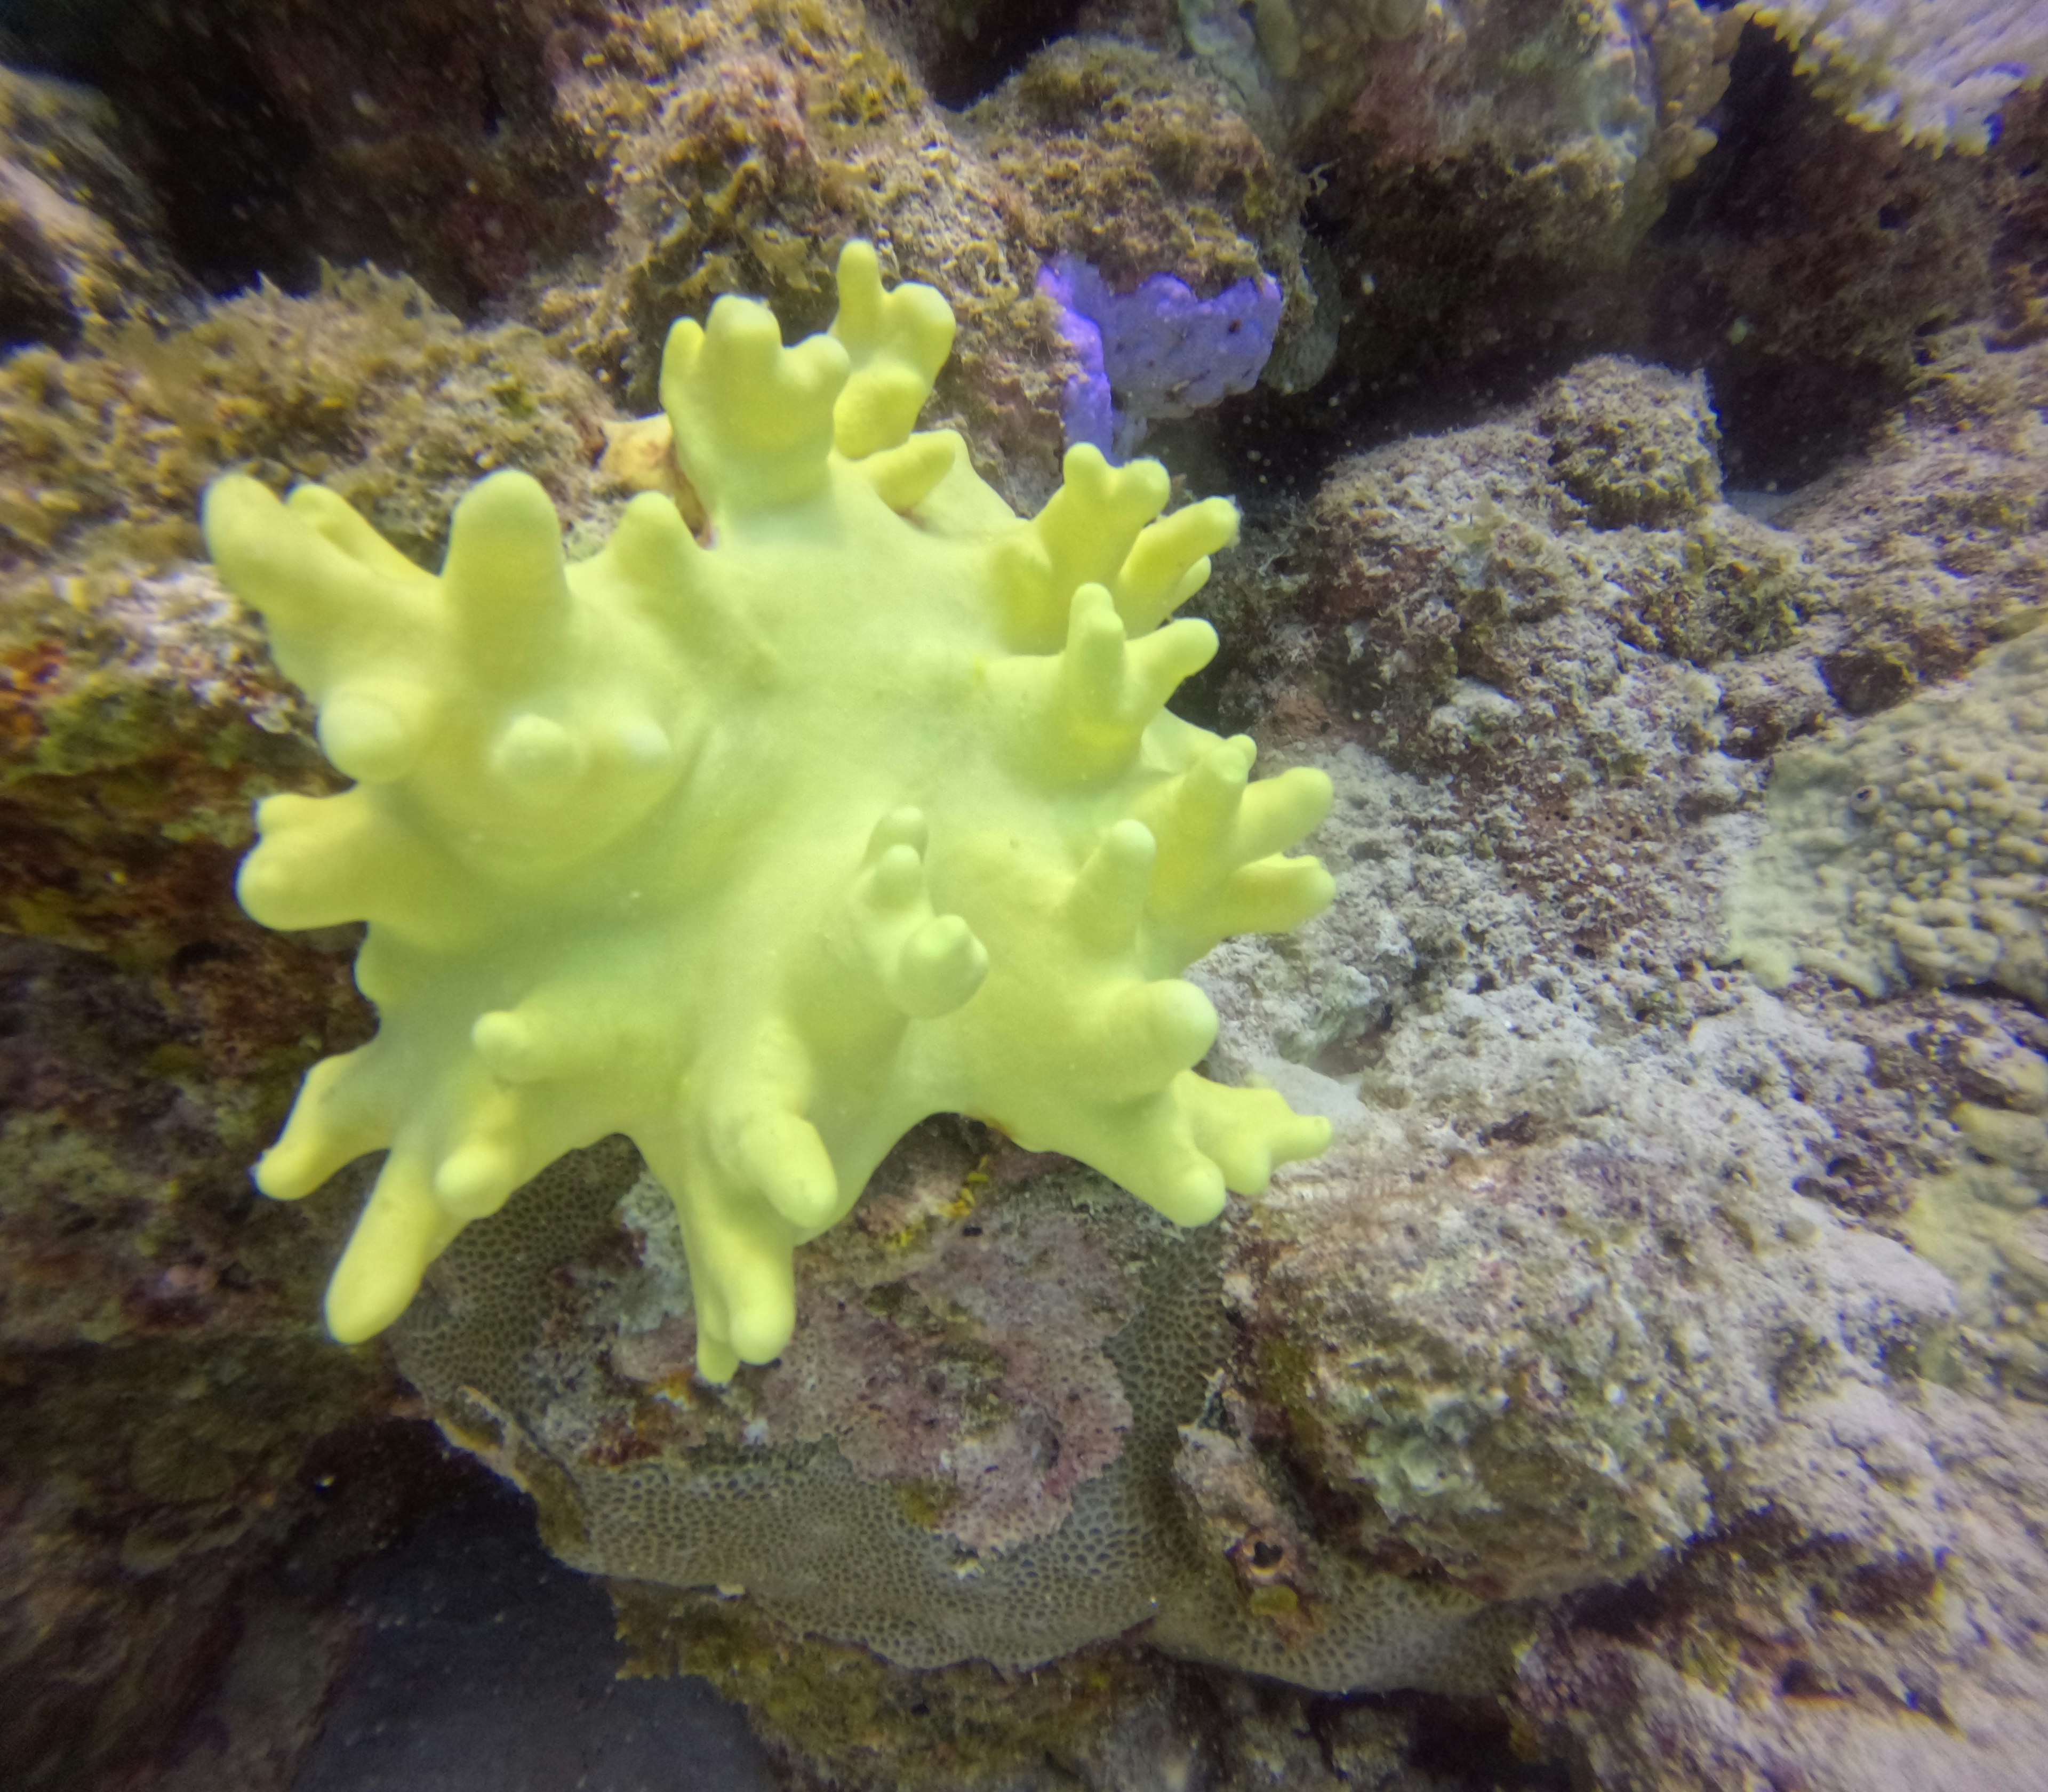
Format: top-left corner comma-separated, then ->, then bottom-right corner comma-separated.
13,0 -> 2048,1787
205,242 -> 1335,1378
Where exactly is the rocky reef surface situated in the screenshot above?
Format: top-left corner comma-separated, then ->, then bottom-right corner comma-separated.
6,2 -> 2048,1789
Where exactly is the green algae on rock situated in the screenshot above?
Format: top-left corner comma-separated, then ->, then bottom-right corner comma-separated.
1903,1116 -> 2048,1399
1245,0 -> 1738,401
0,65 -> 190,350
0,266 -> 615,588
1,270 -> 619,971
1743,0 -> 2048,153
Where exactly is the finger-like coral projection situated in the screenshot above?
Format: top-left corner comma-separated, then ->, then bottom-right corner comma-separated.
205,243 -> 1336,1380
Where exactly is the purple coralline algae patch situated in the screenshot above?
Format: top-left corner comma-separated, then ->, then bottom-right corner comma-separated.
1038,254 -> 1283,459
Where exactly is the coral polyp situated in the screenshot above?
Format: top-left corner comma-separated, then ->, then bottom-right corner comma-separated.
203,242 -> 1335,1380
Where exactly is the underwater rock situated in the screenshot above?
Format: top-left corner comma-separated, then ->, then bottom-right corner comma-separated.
0,64 -> 189,350
1196,355 -> 1803,969
6,5 -> 2048,1786
1218,957 -> 1956,1601
1723,330 -> 2048,1003
1519,1381 -> 2048,1792
613,1583 -> 1480,1792
0,0 -> 611,308
1902,1072 -> 2048,1399
966,36 -> 1315,377
0,268 -> 621,1791
1165,336 -> 2048,1790
388,1128 -> 1525,1696
1634,70 -> 2020,490
0,923 -> 410,1790
537,0 -> 1076,505
0,269 -> 615,594
1,273 -> 620,974
1220,0 -> 1739,398
1729,623 -> 2048,1005
1774,327 -> 2048,698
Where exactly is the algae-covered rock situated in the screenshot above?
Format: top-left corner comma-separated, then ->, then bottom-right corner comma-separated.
0,65 -> 189,349
614,1582 -> 1483,1792
534,1 -> 1322,507
1193,356 -> 1803,989
1223,988 -> 1953,1600
3,0 -> 610,310
6,5 -> 2048,1785
0,926 -> 411,1791
1634,74 -> 2048,490
1724,323 -> 2048,1010
388,1124 -> 1526,1698
0,267 -> 616,590
1,272 -> 622,973
0,252 -> 622,1792
1729,625 -> 2048,1006
1519,1382 -> 2048,1792
964,37 -> 1314,351
1257,0 -> 1738,398
1776,328 -> 2048,706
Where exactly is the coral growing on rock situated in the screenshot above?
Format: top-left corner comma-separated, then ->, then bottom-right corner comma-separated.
1,269 -> 621,978
1255,0 -> 1739,399
540,0 -> 1077,501
1732,623 -> 2048,1000
1192,355 -> 1804,966
0,65 -> 188,349
1902,1066 -> 2048,1398
965,34 -> 1311,323
1037,252 -> 1285,457
10,1 -> 2048,1783
1743,0 -> 2048,152
1771,327 -> 2048,700
0,266 -> 616,593
389,1124 -> 1529,1694
207,243 -> 1337,1375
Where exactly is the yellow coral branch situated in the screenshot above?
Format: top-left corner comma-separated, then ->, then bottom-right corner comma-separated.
207,242 -> 1335,1378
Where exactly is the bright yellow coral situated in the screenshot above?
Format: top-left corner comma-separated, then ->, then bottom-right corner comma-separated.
205,242 -> 1335,1381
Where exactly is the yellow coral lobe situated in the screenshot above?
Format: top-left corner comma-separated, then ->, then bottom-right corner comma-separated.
206,240 -> 1335,1378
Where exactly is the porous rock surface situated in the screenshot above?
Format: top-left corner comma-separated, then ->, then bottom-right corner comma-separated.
1187,0 -> 1741,403
1156,335 -> 2048,1792
360,339 -> 2048,1789
0,65 -> 189,349
6,4 -> 2048,1786
390,1129 -> 1523,1696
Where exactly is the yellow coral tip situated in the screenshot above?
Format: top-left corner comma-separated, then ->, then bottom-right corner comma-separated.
1158,1163 -> 1229,1227
694,1336 -> 740,1385
318,692 -> 418,785
323,1263 -> 419,1345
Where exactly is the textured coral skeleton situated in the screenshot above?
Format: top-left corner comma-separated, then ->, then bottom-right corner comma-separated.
1742,0 -> 2048,152
203,242 -> 1336,1380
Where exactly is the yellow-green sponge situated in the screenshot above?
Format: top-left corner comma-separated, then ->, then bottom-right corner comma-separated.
205,241 -> 1335,1380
